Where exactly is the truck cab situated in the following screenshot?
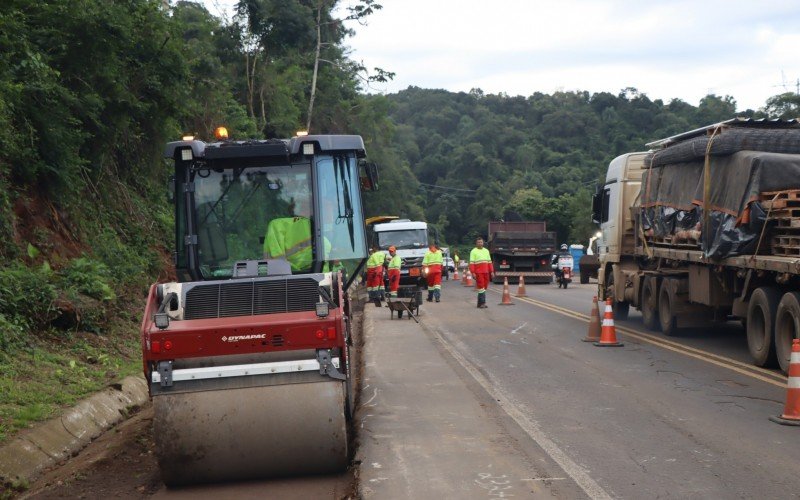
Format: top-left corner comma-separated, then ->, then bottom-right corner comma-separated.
592,151 -> 648,299
371,219 -> 431,296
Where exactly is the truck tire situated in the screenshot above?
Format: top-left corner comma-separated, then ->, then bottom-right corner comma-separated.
746,287 -> 780,368
641,276 -> 660,331
775,292 -> 800,374
604,272 -> 629,321
658,278 -> 679,336
580,269 -> 589,284
614,300 -> 630,321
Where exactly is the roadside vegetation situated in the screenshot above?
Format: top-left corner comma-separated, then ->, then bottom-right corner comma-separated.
1,0 -> 798,452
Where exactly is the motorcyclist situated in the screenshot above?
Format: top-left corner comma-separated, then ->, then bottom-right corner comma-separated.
552,244 -> 573,282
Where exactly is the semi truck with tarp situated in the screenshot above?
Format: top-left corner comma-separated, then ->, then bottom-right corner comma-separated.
140,130 -> 376,485
594,118 -> 800,374
488,220 -> 557,284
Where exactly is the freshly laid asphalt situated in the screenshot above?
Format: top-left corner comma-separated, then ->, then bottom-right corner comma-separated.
357,288 -> 588,499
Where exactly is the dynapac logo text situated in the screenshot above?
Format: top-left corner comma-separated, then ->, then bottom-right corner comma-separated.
221,334 -> 267,342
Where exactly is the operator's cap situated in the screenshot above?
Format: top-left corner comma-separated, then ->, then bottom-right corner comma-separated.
389,245 -> 396,252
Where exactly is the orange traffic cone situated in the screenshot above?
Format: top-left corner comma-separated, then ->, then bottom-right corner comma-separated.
464,271 -> 474,287
461,268 -> 468,285
770,339 -> 800,426
515,275 -> 527,297
582,296 -> 601,342
594,298 -> 624,347
499,277 -> 514,305
453,267 -> 459,280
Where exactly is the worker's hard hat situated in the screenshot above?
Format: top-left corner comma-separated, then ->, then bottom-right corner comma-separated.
389,245 -> 396,252
560,244 -> 568,250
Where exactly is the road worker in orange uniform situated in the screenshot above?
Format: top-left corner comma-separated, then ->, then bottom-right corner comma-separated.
423,243 -> 444,302
387,246 -> 401,298
469,237 -> 494,308
366,246 -> 386,303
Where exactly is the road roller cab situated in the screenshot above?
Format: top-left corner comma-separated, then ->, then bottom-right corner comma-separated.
140,132 -> 376,486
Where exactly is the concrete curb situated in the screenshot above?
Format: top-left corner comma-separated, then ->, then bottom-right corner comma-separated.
354,306 -> 375,500
0,375 -> 148,486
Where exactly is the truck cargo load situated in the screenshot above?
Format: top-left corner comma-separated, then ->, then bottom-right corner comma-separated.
595,118 -> 800,375
641,151 -> 800,258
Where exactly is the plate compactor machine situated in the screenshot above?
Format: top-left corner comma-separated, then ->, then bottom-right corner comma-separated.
140,133 -> 377,486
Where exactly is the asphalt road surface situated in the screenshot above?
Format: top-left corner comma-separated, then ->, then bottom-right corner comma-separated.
20,279 -> 800,499
419,278 -> 798,499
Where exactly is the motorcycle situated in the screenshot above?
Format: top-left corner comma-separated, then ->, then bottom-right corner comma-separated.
552,254 -> 574,289
558,266 -> 572,288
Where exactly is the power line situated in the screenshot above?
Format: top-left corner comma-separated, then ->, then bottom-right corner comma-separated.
417,182 -> 477,193
418,186 -> 475,198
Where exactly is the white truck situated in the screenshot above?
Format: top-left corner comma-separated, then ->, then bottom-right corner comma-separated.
594,119 -> 800,374
372,219 -> 431,296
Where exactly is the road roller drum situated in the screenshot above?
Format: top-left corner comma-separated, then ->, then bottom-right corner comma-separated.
154,380 -> 347,486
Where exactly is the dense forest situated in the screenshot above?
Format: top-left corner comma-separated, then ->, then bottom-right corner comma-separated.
1,0 -> 799,444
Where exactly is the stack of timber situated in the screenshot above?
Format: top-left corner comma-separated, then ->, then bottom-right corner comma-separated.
763,190 -> 800,256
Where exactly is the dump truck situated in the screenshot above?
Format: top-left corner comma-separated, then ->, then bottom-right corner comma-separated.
594,118 -> 800,374
488,220 -> 557,284
140,132 -> 377,485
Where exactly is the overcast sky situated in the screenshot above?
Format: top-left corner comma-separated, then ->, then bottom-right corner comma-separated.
202,0 -> 800,111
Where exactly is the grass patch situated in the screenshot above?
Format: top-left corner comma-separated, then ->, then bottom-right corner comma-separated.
0,314 -> 141,445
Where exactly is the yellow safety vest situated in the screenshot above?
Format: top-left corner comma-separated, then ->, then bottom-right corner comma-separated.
263,217 -> 331,273
388,254 -> 402,270
367,250 -> 386,269
423,249 -> 443,266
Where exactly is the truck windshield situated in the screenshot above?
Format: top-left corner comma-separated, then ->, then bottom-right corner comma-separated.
377,230 -> 427,250
191,163 -> 313,278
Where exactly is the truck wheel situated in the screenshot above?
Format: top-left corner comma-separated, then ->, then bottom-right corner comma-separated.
580,269 -> 589,284
775,292 -> 800,374
746,287 -> 780,367
604,272 -> 629,321
658,278 -> 679,336
641,276 -> 660,331
614,300 -> 630,321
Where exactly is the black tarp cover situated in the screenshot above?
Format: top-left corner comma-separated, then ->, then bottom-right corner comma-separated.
645,128 -> 800,168
641,151 -> 800,259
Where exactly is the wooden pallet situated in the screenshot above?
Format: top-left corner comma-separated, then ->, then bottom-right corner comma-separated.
761,190 -> 800,201
769,208 -> 800,218
772,235 -> 800,247
772,245 -> 800,257
761,198 -> 800,210
775,218 -> 800,229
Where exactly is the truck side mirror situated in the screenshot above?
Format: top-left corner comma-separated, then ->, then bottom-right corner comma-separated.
360,161 -> 379,191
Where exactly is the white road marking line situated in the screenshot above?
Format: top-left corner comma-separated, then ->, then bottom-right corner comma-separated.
362,387 -> 379,407
510,322 -> 528,335
432,327 -> 613,500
